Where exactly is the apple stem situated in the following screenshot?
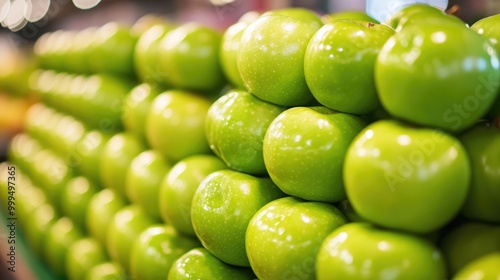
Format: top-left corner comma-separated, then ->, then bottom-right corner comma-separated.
446,5 -> 460,15
367,22 -> 375,28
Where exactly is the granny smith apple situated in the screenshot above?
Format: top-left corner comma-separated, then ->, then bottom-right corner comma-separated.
246,196 -> 347,280
471,14 -> 500,118
44,217 -> 83,277
86,189 -> 127,247
261,8 -> 323,23
191,169 -> 285,266
125,150 -> 172,220
159,154 -> 226,237
130,225 -> 201,280
61,176 -> 99,232
106,204 -> 157,272
385,4 -> 466,32
238,10 -> 322,106
100,132 -> 145,200
440,222 -> 500,275
86,262 -> 127,280
316,223 -> 447,280
344,120 -> 470,233
122,83 -> 160,142
146,90 -> 212,162
66,238 -> 108,280
454,253 -> 500,280
305,20 -> 394,114
375,22 -> 500,132
206,90 -> 285,174
24,203 -> 57,258
168,248 -> 256,280
134,23 -> 174,85
264,106 -> 365,202
72,130 -> 110,184
460,123 -> 500,222
322,11 -> 378,24
159,23 -> 224,92
87,22 -> 137,76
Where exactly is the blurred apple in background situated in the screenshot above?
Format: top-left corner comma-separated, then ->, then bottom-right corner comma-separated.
61,176 -> 100,233
66,238 -> 108,280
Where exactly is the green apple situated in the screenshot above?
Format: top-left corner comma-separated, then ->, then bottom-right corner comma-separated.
159,23 -> 224,91
454,253 -> 500,280
337,199 -> 368,223
86,262 -> 127,280
7,133 -> 42,175
375,22 -> 500,132
261,8 -> 323,23
106,204 -> 157,272
72,130 -> 110,184
238,10 -> 322,106
322,11 -> 378,24
385,4 -> 466,32
100,132 -> 145,200
344,120 -> 470,233
134,23 -> 174,85
86,189 -> 127,247
440,222 -> 500,275
61,176 -> 100,232
304,20 -> 394,114
246,196 -> 347,280
460,123 -> 500,222
471,14 -> 500,118
122,83 -> 160,142
146,90 -> 212,162
126,150 -> 172,220
316,223 -> 447,280
66,238 -> 108,280
24,203 -> 57,258
44,217 -> 83,277
191,170 -> 285,266
130,225 -> 201,280
206,90 -> 285,174
88,22 -> 137,76
264,106 -> 366,202
159,154 -> 226,237
168,248 -> 256,280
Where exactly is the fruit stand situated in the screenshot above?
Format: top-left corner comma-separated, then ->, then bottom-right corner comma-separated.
0,0 -> 499,279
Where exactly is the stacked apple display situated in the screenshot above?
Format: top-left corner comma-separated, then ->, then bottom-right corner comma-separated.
1,5 -> 500,280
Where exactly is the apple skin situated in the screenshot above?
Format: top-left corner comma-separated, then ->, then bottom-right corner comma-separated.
146,90 -> 212,162
159,154 -> 226,237
44,217 -> 84,277
459,124 -> 500,222
191,170 -> 285,267
134,23 -> 174,86
262,8 -> 323,24
106,205 -> 158,272
316,223 -> 447,280
129,225 -> 201,280
61,176 -> 100,232
220,21 -> 250,89
263,106 -> 366,203
322,11 -> 378,24
159,23 -> 225,92
385,4 -> 466,32
73,130 -> 110,184
305,20 -> 394,114
66,238 -> 108,280
454,253 -> 500,280
100,132 -> 145,200
86,262 -> 127,280
246,196 -> 347,280
122,84 -> 160,142
86,189 -> 127,247
206,90 -> 285,175
168,248 -> 256,280
440,222 -> 500,275
238,12 -> 322,106
470,14 -> 500,118
126,150 -> 172,220
344,120 -> 470,233
24,203 -> 57,258
375,23 -> 500,132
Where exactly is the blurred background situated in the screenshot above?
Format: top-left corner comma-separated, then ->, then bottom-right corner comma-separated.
1,0 -> 500,162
